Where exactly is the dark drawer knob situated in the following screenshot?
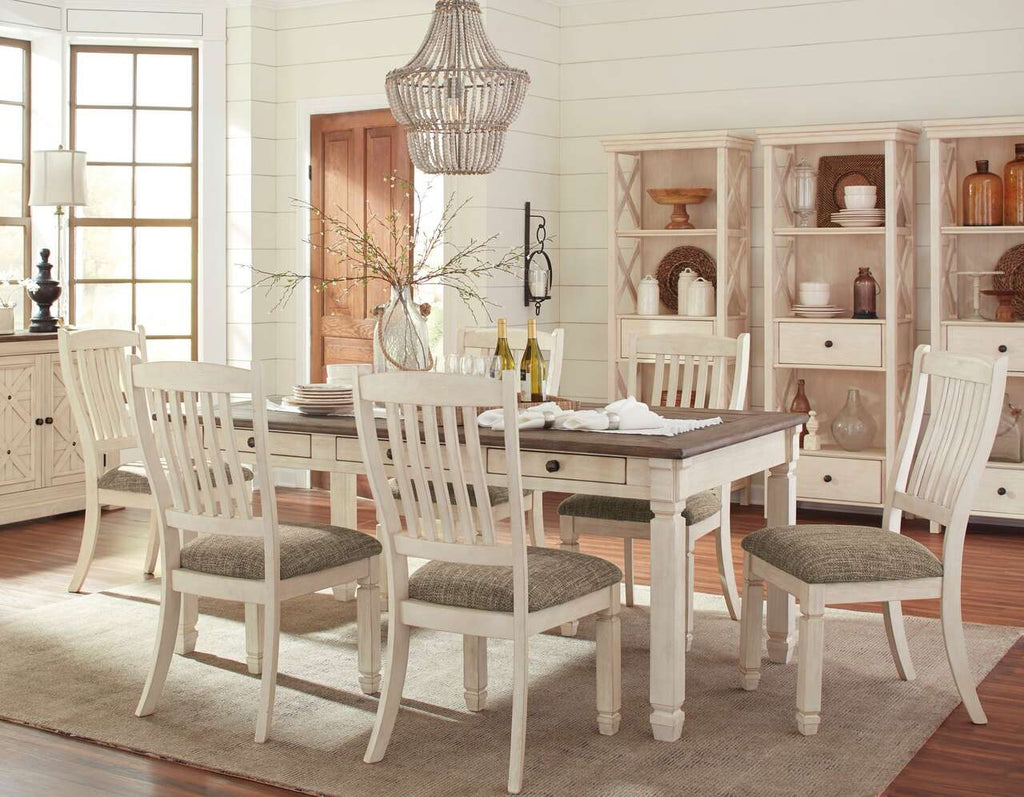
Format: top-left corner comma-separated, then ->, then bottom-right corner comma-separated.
998,345 -> 1008,353
824,340 -> 834,348
545,459 -> 560,473
823,474 -> 833,483
34,418 -> 43,426
997,486 -> 1007,496
386,448 -> 393,461
44,417 -> 53,425
246,436 -> 255,448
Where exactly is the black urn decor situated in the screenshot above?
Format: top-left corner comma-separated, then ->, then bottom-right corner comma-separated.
28,248 -> 62,334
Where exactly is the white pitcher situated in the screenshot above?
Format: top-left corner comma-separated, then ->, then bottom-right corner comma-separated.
684,277 -> 715,316
636,275 -> 660,316
675,268 -> 697,317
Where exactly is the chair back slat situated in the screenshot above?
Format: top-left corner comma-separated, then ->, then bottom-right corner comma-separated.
457,326 -> 566,395
627,333 -> 751,411
441,405 -> 476,543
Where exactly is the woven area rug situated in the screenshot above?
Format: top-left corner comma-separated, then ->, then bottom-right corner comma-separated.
0,582 -> 1017,797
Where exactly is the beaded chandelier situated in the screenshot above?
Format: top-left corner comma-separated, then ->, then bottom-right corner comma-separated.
385,0 -> 530,175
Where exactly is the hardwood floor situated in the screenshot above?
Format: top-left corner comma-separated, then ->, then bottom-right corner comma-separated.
0,489 -> 1021,796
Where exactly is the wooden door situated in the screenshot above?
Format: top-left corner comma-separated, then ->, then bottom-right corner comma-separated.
45,354 -> 86,486
310,109 -> 413,381
0,355 -> 41,495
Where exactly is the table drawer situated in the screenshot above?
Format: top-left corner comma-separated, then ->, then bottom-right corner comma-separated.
945,325 -> 1024,372
619,317 -> 715,359
777,322 -> 883,368
487,449 -> 627,485
797,454 -> 883,505
973,466 -> 1024,515
232,429 -> 311,459
337,436 -> 393,464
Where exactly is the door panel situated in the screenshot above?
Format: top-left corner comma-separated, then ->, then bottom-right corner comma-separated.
0,355 -> 40,495
310,109 -> 412,381
47,354 -> 86,486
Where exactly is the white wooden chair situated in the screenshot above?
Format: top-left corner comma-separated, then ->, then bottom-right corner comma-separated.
457,325 -> 566,546
58,327 -> 163,592
739,345 -> 1007,735
128,359 -> 383,742
353,368 -> 621,795
558,332 -> 750,645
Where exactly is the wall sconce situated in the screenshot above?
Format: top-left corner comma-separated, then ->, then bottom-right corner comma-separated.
523,201 -> 552,315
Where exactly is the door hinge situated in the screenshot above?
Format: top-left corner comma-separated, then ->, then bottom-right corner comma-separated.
308,164 -> 312,180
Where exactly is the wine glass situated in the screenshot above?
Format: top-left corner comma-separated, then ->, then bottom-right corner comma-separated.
459,353 -> 475,375
445,353 -> 460,374
472,356 -> 488,378
488,355 -> 503,379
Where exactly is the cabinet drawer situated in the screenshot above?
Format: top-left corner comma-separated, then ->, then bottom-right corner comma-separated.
337,436 -> 392,463
945,325 -> 1024,372
619,317 -> 715,359
231,429 -> 311,459
797,455 -> 883,505
777,322 -> 883,368
973,466 -> 1024,515
487,449 -> 627,485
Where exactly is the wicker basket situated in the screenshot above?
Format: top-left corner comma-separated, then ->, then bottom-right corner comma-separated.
655,246 -> 717,313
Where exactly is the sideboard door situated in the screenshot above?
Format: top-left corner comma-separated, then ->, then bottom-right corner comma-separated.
45,353 -> 86,487
0,354 -> 43,496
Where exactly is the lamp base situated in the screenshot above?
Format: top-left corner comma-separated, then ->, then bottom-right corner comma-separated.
28,248 -> 62,334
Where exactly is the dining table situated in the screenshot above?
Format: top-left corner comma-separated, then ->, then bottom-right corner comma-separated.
183,401 -> 806,742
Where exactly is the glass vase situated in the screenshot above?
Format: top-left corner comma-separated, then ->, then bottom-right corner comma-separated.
831,388 -> 876,452
373,285 -> 434,372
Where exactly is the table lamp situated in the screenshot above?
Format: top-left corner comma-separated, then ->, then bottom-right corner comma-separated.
28,146 -> 88,332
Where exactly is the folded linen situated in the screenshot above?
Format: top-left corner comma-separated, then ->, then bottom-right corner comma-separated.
476,402 -> 571,431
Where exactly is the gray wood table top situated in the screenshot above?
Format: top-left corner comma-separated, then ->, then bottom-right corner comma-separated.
228,402 -> 807,461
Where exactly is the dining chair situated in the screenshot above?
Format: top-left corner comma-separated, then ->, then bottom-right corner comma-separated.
128,359 -> 383,742
457,325 -> 566,546
353,368 -> 622,795
739,345 -> 1007,735
557,332 -> 750,644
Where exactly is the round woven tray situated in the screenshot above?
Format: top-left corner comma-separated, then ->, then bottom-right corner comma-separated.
655,246 -> 717,313
993,243 -> 1024,317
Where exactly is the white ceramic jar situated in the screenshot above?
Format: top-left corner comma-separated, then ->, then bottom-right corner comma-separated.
675,268 -> 697,317
685,277 -> 715,316
637,275 -> 660,315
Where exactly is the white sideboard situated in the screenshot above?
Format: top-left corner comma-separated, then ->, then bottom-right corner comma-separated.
0,332 -> 87,525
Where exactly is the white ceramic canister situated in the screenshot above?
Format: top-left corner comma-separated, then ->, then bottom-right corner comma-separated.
637,275 -> 661,315
685,277 -> 715,316
675,268 -> 697,317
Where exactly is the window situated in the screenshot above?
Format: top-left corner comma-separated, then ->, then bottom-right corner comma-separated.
69,45 -> 198,360
0,38 -> 30,323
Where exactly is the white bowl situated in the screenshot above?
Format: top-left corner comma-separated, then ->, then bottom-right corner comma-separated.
844,195 -> 877,210
844,185 -> 877,195
799,281 -> 830,291
798,290 -> 832,307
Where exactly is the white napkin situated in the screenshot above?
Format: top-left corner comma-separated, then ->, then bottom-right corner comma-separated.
559,397 -> 723,437
477,402 -> 570,431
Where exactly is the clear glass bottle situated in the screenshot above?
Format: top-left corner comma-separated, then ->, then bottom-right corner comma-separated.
831,388 -> 876,452
518,318 -> 547,402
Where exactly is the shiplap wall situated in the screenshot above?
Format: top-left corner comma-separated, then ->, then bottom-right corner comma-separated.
556,0 -> 1024,401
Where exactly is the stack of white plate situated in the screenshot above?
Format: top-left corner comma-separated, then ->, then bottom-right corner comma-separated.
830,209 -> 884,228
791,304 -> 846,318
281,383 -> 353,416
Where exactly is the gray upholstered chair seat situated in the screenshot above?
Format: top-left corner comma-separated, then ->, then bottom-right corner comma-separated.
388,478 -> 517,507
408,547 -> 622,613
741,525 -> 944,584
179,522 -> 381,581
97,461 -> 255,495
557,487 -> 721,526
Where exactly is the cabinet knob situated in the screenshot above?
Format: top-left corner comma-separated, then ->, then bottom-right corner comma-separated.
824,340 -> 834,348
44,417 -> 53,425
997,486 -> 1007,496
246,436 -> 255,449
34,418 -> 43,426
823,474 -> 833,483
545,459 -> 561,473
998,344 -> 1008,354
386,448 -> 393,461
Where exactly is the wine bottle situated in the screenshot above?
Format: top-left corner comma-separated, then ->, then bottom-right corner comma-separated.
494,318 -> 516,372
518,318 -> 547,401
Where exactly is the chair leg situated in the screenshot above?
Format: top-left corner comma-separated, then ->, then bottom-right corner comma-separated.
528,490 -> 546,547
244,603 -> 264,675
941,581 -> 987,724
68,497 -> 102,593
135,586 -> 182,717
143,511 -> 159,576
883,601 -> 916,681
357,561 -> 383,695
623,539 -> 634,608
595,587 -> 621,736
364,620 -> 411,763
254,600 -> 281,743
558,516 -> 580,637
463,635 -> 488,711
684,534 -> 696,652
738,553 -> 764,691
795,591 -> 825,736
715,502 -> 741,621
507,635 -> 529,795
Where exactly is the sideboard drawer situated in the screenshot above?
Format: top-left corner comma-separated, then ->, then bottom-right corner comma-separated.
232,429 -> 311,459
973,466 -> 1024,515
777,322 -> 883,368
945,325 -> 1024,372
797,454 -> 883,505
619,317 -> 715,359
487,449 -> 627,485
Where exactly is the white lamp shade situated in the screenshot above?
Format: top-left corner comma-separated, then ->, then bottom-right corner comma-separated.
29,149 -> 88,207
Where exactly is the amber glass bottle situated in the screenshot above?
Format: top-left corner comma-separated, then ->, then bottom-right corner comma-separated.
790,379 -> 811,448
1004,144 -> 1024,226
963,159 -> 1002,226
